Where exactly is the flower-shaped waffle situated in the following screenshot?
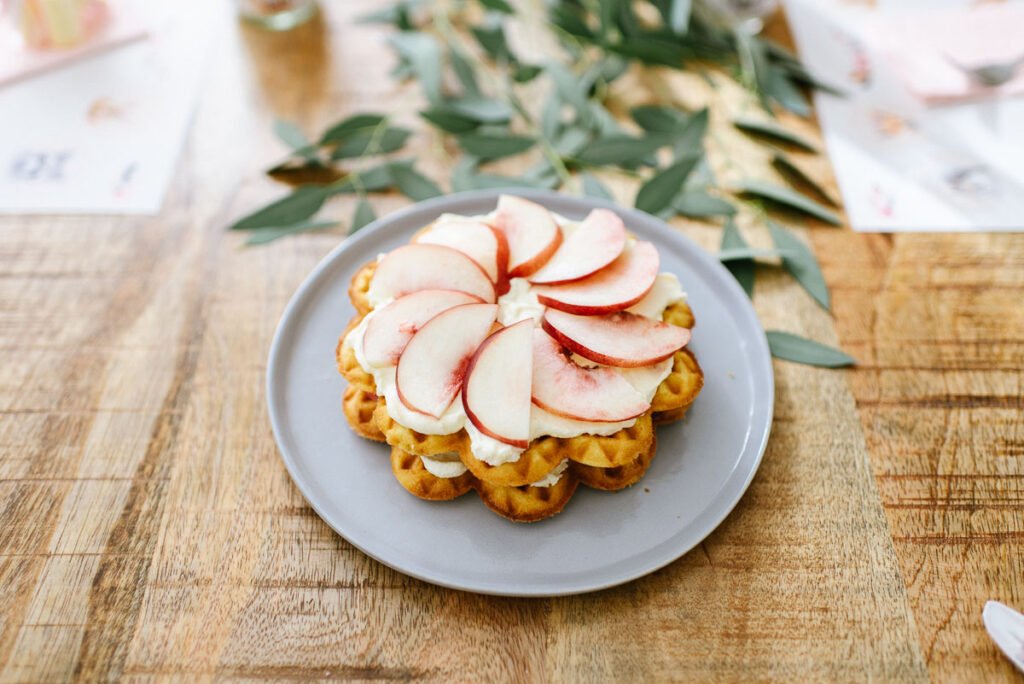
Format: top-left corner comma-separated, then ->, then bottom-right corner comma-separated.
336,195 -> 704,522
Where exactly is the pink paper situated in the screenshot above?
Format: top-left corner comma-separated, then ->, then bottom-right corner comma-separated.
866,3 -> 1024,105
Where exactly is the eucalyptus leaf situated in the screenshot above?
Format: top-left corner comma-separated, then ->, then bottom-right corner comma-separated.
552,127 -> 591,157
738,180 -> 842,225
514,63 -> 543,82
766,331 -> 855,367
673,107 -> 708,158
471,22 -> 511,63
357,3 -> 413,29
549,5 -> 596,40
609,38 -> 686,67
449,47 -> 481,96
388,32 -> 443,105
545,62 -> 590,114
669,0 -> 692,34
231,185 -> 334,230
420,108 -> 479,133
330,126 -> 411,159
446,97 -> 514,123
581,172 -> 613,200
575,133 -> 672,166
457,133 -> 536,160
673,190 -> 736,218
635,154 -> 701,215
320,114 -> 386,144
771,153 -> 838,207
479,0 -> 513,13
390,163 -> 442,201
541,96 -> 563,141
631,105 -> 688,133
735,31 -> 773,113
244,220 -> 339,246
273,119 -> 309,151
768,220 -> 830,310
734,118 -> 817,152
351,197 -> 377,233
767,68 -> 811,117
717,247 -> 792,262
721,218 -> 754,297
452,160 -> 548,191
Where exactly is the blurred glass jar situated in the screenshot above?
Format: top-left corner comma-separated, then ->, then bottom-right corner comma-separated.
11,0 -> 109,50
700,0 -> 778,34
238,0 -> 317,31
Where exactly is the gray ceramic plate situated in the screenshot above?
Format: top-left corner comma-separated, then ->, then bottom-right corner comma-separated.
267,189 -> 773,596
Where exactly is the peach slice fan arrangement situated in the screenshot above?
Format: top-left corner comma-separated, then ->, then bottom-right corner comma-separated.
337,195 -> 704,522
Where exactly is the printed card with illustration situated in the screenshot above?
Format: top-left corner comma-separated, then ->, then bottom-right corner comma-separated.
783,0 -> 1024,232
0,2 -> 216,215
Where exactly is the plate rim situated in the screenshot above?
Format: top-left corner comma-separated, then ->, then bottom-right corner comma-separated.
266,188 -> 774,597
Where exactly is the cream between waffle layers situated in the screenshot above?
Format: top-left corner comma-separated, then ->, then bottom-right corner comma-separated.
337,195 -> 704,523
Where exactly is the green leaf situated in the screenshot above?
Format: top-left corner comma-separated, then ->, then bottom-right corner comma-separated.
738,180 -> 842,225
771,153 -> 838,207
768,220 -> 830,310
669,0 -> 692,34
244,220 -> 339,246
635,154 -> 701,215
717,247 -> 792,262
734,118 -> 817,152
319,114 -> 386,144
609,38 -> 686,67
457,133 -> 536,160
672,107 -> 708,158
673,190 -> 736,218
420,108 -> 479,133
446,97 -> 514,123
549,4 -> 596,40
581,173 -> 613,200
631,105 -> 688,133
552,127 -> 591,157
766,331 -> 854,368
273,119 -> 308,150
351,198 -> 377,233
231,185 -> 334,230
541,96 -> 563,140
451,159 -> 548,192
479,0 -> 514,13
546,62 -> 590,115
330,126 -> 412,159
471,22 -> 511,62
449,47 -> 480,96
721,218 -> 754,297
357,3 -> 413,29
390,163 -> 442,201
768,68 -> 811,117
334,163 -> 396,193
735,31 -> 773,113
513,63 -> 543,83
575,133 -> 672,166
388,32 -> 443,105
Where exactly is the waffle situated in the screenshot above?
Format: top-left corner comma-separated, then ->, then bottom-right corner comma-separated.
343,385 -> 386,442
390,447 -> 475,500
571,433 -> 657,491
337,233 -> 704,522
475,471 -> 579,523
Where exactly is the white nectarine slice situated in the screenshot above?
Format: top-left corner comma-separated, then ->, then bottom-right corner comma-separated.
415,219 -> 509,286
541,308 -> 690,368
395,303 -> 498,418
528,209 -> 626,285
533,241 -> 659,315
362,289 -> 484,368
492,195 -> 562,278
367,244 -> 495,305
462,319 -> 533,448
531,329 -> 650,422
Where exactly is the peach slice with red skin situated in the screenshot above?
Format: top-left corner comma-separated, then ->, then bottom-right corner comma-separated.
414,219 -> 509,290
528,209 -> 626,285
395,303 -> 498,418
541,308 -> 690,368
462,319 -> 533,448
532,241 -> 659,315
367,244 -> 496,304
492,195 -> 562,278
362,289 -> 484,368
530,329 -> 650,423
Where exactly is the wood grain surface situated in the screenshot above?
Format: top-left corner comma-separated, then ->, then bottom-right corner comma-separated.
0,2 -> 1019,681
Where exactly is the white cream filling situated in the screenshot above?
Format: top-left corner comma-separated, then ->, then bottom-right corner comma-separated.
528,459 -> 569,488
344,211 -> 687,468
419,452 -> 468,479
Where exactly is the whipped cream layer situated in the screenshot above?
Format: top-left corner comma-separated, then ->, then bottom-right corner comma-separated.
344,210 -> 686,484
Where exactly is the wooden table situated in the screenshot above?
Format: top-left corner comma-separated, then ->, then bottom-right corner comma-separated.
1,3 -> 1021,681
